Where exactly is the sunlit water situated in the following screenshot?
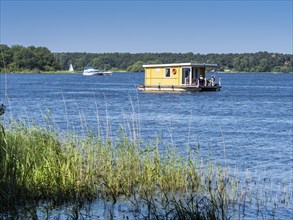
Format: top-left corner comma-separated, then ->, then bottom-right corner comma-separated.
0,72 -> 292,219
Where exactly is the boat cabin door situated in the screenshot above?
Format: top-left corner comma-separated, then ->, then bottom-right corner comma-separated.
182,67 -> 191,85
182,67 -> 199,86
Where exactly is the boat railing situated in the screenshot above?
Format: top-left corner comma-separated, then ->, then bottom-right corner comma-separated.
185,77 -> 221,87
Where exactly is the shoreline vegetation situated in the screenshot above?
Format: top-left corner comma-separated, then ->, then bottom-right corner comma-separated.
1,44 -> 292,74
0,116 -> 291,219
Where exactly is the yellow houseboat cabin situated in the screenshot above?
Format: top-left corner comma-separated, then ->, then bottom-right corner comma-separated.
138,62 -> 221,92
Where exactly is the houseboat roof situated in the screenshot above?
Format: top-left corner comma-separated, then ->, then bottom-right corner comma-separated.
143,62 -> 218,68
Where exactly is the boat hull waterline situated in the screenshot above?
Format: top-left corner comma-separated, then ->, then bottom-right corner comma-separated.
137,85 -> 221,92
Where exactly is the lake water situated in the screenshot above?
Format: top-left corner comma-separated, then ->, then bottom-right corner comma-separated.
0,72 -> 292,219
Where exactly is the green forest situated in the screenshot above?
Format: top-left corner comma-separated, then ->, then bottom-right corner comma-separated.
0,44 -> 292,73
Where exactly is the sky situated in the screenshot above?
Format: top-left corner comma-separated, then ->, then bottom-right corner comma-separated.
0,0 -> 292,54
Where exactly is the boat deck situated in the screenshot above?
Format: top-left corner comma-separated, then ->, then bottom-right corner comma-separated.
138,85 -> 221,92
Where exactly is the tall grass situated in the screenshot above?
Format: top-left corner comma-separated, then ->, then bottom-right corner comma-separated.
0,118 -> 291,219
0,119 -> 231,217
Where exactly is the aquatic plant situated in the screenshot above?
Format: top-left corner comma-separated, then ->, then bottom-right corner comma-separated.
0,119 -> 291,219
0,104 -> 5,116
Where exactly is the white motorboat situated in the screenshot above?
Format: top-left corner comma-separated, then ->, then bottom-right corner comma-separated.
83,66 -> 112,76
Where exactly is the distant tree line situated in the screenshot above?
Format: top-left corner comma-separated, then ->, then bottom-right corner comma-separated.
0,44 -> 59,72
1,44 -> 292,73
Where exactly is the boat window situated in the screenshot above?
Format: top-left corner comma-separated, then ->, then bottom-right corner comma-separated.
165,68 -> 171,77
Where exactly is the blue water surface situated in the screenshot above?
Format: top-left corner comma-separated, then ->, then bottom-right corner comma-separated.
0,72 -> 292,219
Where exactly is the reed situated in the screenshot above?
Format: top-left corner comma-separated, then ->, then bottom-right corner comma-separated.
0,118 -> 291,219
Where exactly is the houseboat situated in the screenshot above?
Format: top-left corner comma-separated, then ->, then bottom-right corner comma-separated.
138,62 -> 221,92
